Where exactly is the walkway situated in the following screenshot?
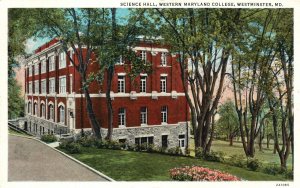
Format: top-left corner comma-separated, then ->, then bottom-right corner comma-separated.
8,135 -> 108,181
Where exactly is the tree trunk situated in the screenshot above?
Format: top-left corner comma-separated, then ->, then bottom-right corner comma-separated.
229,136 -> 233,146
105,66 -> 114,140
82,84 -> 101,139
267,135 -> 270,149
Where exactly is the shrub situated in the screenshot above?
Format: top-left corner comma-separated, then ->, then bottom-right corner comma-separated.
146,144 -> 155,152
77,136 -> 97,147
204,151 -> 225,162
170,166 -> 241,181
195,147 -> 204,158
41,134 -> 57,143
228,154 -> 246,168
285,169 -> 293,180
167,147 -> 183,156
263,163 -> 285,175
66,142 -> 82,154
247,158 -> 261,171
195,148 -> 225,162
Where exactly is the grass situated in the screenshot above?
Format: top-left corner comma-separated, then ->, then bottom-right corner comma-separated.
59,147 -> 289,181
8,128 -> 32,137
189,139 -> 292,167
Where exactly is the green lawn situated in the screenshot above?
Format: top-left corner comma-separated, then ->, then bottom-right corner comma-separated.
189,139 -> 292,167
8,128 -> 32,137
60,147 -> 289,181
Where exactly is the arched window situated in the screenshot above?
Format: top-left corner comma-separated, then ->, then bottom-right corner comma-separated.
59,106 -> 65,124
49,104 -> 54,120
27,102 -> 32,114
34,103 -> 38,116
41,103 -> 45,118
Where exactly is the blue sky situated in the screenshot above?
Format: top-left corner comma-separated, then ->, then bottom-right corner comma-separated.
25,8 -> 130,53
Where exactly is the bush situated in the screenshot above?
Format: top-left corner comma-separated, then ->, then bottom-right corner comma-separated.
66,142 -> 82,154
228,154 -> 246,168
170,166 -> 241,181
285,169 -> 293,180
247,158 -> 261,171
204,151 -> 225,162
263,163 -> 285,175
195,148 -> 225,162
41,134 -> 57,143
167,147 -> 183,156
77,136 -> 97,147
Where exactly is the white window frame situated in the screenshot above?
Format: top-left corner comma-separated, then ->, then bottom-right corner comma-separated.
118,108 -> 126,127
116,55 -> 124,65
59,105 -> 65,124
49,78 -> 55,94
161,52 -> 167,66
34,80 -> 39,94
34,103 -> 38,116
118,76 -> 125,93
41,103 -> 45,118
59,76 -> 66,94
161,106 -> 168,124
59,51 -> 66,69
41,79 -> 46,94
140,107 -> 147,125
70,74 -> 73,93
28,65 -> 32,76
49,104 -> 54,121
69,49 -> 74,66
34,63 -> 39,75
41,60 -> 46,73
28,102 -> 32,114
140,76 -> 147,93
160,76 -> 167,93
140,51 -> 146,63
28,81 -> 32,94
49,56 -> 55,71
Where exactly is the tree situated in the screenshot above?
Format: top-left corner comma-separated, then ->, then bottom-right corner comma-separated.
216,100 -> 239,146
24,9 -> 112,139
146,9 -> 243,154
265,9 -> 293,170
8,9 -> 41,119
231,9 -> 282,157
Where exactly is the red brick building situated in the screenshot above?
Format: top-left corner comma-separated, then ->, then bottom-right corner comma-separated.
24,38 -> 189,149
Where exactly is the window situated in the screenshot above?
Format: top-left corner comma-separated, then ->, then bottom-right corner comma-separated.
70,75 -> 73,93
69,49 -> 74,65
160,76 -> 167,92
28,82 -> 32,94
59,76 -> 66,93
41,80 -> 46,94
140,76 -> 147,93
116,55 -> 124,65
49,104 -> 54,120
135,136 -> 154,147
27,102 -> 32,114
49,56 -> 55,71
161,52 -> 167,66
34,80 -> 39,94
140,51 -> 146,63
59,51 -> 66,69
118,108 -> 126,127
34,63 -> 39,75
34,103 -> 38,116
140,107 -> 147,125
179,134 -> 186,148
41,104 -> 45,118
29,66 -> 32,76
41,60 -> 46,73
162,135 -> 168,148
118,76 -> 125,93
161,106 -> 168,123
59,106 -> 65,124
49,78 -> 55,93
